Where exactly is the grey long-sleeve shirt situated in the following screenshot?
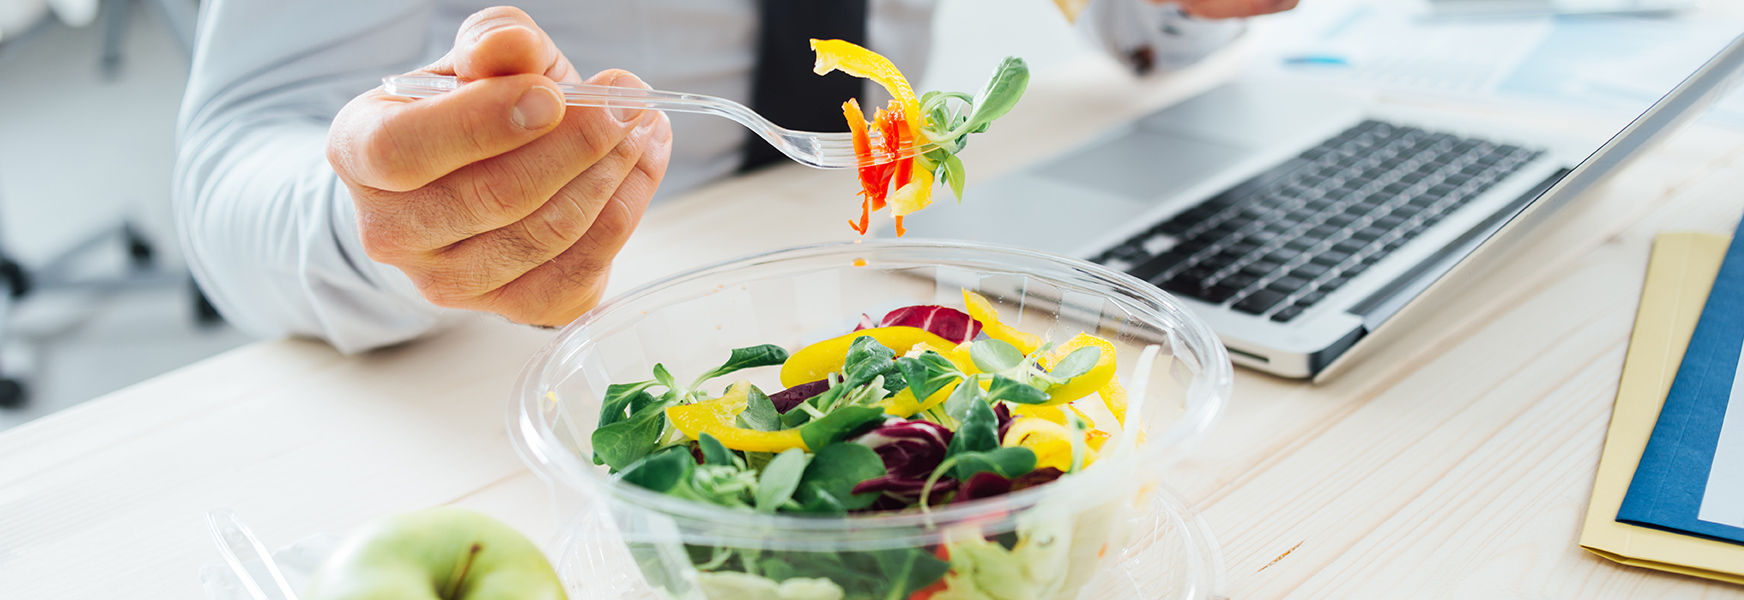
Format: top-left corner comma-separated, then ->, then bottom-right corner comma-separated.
173,0 -> 1242,353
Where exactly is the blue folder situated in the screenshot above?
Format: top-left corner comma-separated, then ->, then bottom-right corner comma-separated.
1618,217 -> 1744,545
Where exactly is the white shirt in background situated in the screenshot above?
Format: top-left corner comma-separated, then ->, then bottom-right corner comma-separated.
173,0 -> 1243,353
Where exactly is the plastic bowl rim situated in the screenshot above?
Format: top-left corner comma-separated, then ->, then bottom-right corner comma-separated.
508,238 -> 1233,538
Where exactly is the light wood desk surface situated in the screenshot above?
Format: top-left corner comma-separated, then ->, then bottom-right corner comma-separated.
6,35 -> 1744,600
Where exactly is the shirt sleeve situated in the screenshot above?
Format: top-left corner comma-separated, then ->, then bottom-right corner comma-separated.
1079,0 -> 1246,75
173,0 -> 449,354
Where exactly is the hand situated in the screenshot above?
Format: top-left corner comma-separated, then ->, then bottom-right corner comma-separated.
1167,0 -> 1299,19
327,6 -> 672,327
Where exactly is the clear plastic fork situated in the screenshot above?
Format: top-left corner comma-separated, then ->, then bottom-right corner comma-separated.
383,74 -> 936,169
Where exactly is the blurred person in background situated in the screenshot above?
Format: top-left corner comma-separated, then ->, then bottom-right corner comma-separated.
172,0 -> 1296,354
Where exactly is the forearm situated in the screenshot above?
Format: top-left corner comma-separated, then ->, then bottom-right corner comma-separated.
174,116 -> 440,354
174,0 -> 443,353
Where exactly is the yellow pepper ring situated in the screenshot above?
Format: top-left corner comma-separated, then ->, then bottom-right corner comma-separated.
779,326 -> 957,388
664,381 -> 807,453
809,39 -> 924,139
1002,417 -> 1097,471
961,289 -> 1042,355
1038,333 -> 1118,405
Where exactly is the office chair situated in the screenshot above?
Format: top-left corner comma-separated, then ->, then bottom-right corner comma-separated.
0,0 -> 217,408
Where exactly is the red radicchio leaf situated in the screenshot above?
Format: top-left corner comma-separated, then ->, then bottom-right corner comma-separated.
1009,467 -> 1065,492
873,305 -> 982,345
854,313 -> 877,331
953,472 -> 1014,503
856,419 -> 953,480
994,403 -> 1015,442
769,379 -> 831,414
852,474 -> 957,502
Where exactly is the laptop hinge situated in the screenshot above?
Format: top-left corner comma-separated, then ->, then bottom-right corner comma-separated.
1346,168 -> 1570,330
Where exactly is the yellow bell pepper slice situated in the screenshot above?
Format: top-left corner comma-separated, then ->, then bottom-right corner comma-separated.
1037,333 -> 1118,405
1099,377 -> 1130,428
1013,404 -> 1067,425
879,382 -> 955,418
887,168 -> 935,217
809,39 -> 924,139
962,289 -> 1042,355
665,381 -> 807,453
779,326 -> 957,388
1002,417 -> 1099,471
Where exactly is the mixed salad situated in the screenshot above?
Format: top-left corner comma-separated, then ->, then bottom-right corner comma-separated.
809,40 -> 1029,236
595,290 -> 1137,600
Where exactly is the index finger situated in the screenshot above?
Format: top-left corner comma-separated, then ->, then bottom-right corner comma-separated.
328,73 -> 566,192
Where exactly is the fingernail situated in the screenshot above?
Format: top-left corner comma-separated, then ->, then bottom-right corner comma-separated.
513,85 -> 563,130
607,72 -> 647,123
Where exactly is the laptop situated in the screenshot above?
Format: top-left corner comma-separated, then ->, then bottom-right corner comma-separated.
902,33 -> 1744,380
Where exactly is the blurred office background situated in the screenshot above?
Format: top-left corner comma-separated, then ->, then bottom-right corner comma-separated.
0,0 -> 1739,432
0,0 -> 1096,432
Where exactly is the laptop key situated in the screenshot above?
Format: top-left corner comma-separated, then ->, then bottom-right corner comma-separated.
1271,305 -> 1305,322
1233,289 -> 1289,314
1268,276 -> 1310,293
1291,263 -> 1331,280
1219,272 -> 1260,290
1242,261 -> 1284,276
1127,251 -> 1192,282
1200,285 -> 1242,304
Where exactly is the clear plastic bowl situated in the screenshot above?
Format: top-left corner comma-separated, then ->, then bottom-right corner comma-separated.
510,240 -> 1233,600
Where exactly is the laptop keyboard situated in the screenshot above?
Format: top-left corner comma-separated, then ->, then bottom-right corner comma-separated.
1092,120 -> 1543,323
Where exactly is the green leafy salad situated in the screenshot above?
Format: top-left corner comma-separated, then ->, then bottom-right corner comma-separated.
592,290 -> 1138,600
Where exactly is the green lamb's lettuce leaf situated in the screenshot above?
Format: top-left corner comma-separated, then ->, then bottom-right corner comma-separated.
695,344 -> 790,387
897,351 -> 965,402
755,448 -> 811,513
592,396 -> 677,471
951,447 -> 1037,480
618,446 -> 694,493
948,399 -> 1000,456
792,443 -> 887,514
941,152 -> 967,202
799,406 -> 887,451
964,57 -> 1030,135
598,381 -> 659,428
873,548 -> 952,600
985,374 -> 1049,405
652,363 -> 680,391
842,336 -> 899,389
969,338 -> 1025,373
698,432 -> 735,467
737,385 -> 782,432
942,374 -> 985,422
1048,346 -> 1101,381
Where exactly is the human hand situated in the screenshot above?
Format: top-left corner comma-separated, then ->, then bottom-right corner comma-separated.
327,6 -> 672,328
1164,0 -> 1299,19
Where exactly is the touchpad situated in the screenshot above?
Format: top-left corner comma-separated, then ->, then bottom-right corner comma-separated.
1033,128 -> 1254,201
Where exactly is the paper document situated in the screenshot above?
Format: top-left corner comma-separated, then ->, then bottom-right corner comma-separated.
1251,2 -> 1744,126
1578,232 -> 1744,584
1620,217 -> 1744,546
1699,343 -> 1744,528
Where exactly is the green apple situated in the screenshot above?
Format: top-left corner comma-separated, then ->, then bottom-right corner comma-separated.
304,507 -> 566,600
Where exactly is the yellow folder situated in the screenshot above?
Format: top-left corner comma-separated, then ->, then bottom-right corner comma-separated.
1581,232 -> 1744,584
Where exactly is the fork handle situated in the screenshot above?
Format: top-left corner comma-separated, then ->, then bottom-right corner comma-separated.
383,74 -> 741,118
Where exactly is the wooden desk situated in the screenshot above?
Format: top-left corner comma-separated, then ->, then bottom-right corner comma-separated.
5,43 -> 1744,600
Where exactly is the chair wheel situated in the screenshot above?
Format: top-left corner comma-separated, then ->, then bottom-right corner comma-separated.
0,378 -> 25,409
125,225 -> 154,268
193,282 -> 223,325
0,258 -> 28,298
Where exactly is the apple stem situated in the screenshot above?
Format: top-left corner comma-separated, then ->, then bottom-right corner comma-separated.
442,542 -> 484,600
